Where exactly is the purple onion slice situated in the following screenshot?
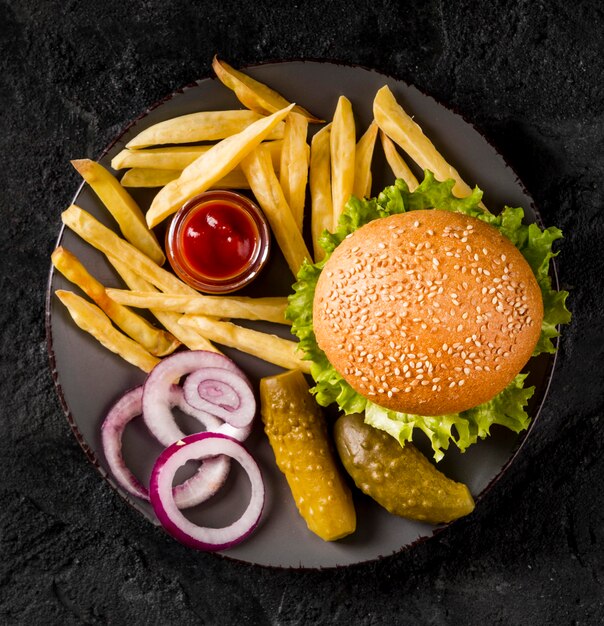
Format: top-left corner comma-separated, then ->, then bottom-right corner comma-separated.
142,350 -> 254,446
150,432 -> 265,551
183,367 -> 256,427
101,386 -> 149,500
101,384 -> 230,508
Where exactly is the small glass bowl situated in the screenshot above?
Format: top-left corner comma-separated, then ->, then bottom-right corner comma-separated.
165,190 -> 271,294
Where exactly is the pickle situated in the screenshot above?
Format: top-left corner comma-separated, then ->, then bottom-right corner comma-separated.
260,370 -> 356,541
334,413 -> 475,524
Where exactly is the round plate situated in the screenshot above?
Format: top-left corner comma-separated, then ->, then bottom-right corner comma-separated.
46,61 -> 556,568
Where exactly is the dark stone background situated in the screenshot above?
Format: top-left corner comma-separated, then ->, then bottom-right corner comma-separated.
1,0 -> 603,623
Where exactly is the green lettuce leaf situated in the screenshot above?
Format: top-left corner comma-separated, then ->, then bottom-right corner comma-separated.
287,171 -> 571,460
364,374 -> 534,462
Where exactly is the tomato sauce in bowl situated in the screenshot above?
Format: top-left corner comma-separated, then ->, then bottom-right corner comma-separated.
166,191 -> 270,293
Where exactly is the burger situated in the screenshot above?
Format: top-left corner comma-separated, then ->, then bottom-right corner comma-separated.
287,172 -> 570,460
313,208 -> 543,415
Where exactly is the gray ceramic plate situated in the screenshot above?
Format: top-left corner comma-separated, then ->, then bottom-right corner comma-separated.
47,61 -> 556,568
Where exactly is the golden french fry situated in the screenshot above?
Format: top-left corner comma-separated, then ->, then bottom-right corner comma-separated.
147,104 -> 294,228
353,121 -> 378,199
112,140 -> 283,171
379,130 -> 419,191
126,110 -> 284,149
71,159 -> 165,265
180,315 -> 311,373
62,204 -> 197,296
373,85 -> 478,201
112,146 -> 212,171
330,96 -> 356,228
121,168 -> 251,190
105,289 -> 289,325
212,56 -> 323,123
240,145 -> 311,277
52,247 -> 179,357
309,124 -> 333,262
121,169 -> 181,188
279,112 -> 309,232
106,256 -> 218,353
56,290 -> 160,373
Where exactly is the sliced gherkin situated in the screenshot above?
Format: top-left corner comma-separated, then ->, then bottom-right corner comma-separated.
260,370 -> 356,541
334,413 -> 475,524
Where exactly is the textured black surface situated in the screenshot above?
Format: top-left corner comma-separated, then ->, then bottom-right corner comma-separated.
1,0 -> 603,623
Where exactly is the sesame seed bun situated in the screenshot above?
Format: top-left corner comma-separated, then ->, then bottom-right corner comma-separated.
313,210 -> 543,416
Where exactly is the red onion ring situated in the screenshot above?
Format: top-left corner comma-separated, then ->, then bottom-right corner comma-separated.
150,433 -> 265,551
168,385 -> 223,432
172,413 -> 254,508
183,367 -> 256,427
101,384 -> 230,508
101,386 -> 148,500
172,401 -> 254,508
142,350 -> 254,446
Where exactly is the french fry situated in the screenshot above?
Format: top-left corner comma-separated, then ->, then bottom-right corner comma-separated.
212,56 -> 323,123
373,85 -> 478,201
126,110 -> 284,149
309,124 -> 333,262
62,204 -> 197,296
71,159 -> 165,265
52,247 -> 179,357
240,145 -> 311,277
179,315 -> 311,373
330,96 -> 356,228
112,140 -> 283,171
120,169 -> 181,188
119,141 -> 284,188
146,104 -> 295,228
112,146 -> 212,171
380,131 -> 419,191
279,112 -> 309,232
105,289 -> 290,325
56,290 -> 160,373
106,256 -> 218,353
353,121 -> 378,199
120,168 -> 250,190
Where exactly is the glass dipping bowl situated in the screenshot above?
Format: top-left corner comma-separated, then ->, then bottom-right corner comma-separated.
165,190 -> 271,293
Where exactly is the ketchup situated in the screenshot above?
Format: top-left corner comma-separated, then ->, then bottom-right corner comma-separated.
181,201 -> 258,279
166,191 -> 270,293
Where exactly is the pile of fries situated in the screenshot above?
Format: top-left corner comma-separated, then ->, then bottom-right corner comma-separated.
53,56 -> 480,373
